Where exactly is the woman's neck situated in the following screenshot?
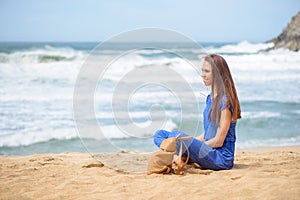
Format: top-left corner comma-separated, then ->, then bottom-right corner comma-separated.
211,87 -> 218,98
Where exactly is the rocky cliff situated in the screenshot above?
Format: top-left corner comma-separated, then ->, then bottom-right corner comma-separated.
271,11 -> 300,51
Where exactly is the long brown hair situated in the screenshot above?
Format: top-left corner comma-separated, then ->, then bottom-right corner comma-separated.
204,54 -> 241,125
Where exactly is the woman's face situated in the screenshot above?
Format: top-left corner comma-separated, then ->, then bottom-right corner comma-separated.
201,61 -> 213,86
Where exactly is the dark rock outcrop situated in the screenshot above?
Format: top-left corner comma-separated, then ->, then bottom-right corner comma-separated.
270,11 -> 300,51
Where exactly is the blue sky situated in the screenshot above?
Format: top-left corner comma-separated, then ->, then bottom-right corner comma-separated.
0,0 -> 299,42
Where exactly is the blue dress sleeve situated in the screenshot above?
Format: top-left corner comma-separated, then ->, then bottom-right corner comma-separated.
220,95 -> 231,111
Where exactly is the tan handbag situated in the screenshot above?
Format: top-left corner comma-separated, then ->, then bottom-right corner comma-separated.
147,136 -> 193,175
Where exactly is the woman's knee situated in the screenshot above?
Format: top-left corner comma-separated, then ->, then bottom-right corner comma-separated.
153,129 -> 189,147
153,129 -> 171,147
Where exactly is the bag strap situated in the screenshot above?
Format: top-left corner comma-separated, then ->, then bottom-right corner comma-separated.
176,136 -> 193,141
175,137 -> 192,175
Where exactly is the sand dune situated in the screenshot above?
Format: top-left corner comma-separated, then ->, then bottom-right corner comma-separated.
1,146 -> 300,199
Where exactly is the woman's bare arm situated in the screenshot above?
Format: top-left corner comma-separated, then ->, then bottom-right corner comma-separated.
205,108 -> 232,148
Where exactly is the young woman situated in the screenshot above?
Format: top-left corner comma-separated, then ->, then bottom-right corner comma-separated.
153,54 -> 241,170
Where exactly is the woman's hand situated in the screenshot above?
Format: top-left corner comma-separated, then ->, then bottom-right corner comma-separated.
196,133 -> 204,142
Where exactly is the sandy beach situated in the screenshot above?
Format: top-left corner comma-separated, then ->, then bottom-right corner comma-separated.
0,146 -> 300,200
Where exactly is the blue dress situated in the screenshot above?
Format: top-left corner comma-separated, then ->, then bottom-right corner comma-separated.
153,94 -> 236,170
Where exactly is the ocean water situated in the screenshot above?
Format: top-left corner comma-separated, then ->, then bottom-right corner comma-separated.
0,41 -> 299,155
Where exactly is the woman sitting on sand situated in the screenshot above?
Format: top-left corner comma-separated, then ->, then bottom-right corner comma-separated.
153,54 -> 241,170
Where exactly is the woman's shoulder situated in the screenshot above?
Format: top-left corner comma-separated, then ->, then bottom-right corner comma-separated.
220,95 -> 231,110
221,95 -> 228,102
